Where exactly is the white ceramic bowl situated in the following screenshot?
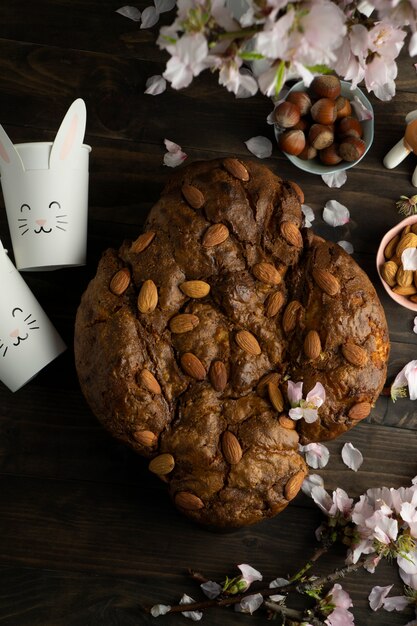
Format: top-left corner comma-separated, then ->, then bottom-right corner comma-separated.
274,79 -> 374,175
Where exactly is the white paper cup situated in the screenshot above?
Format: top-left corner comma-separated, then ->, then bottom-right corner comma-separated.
0,99 -> 91,271
0,243 -> 66,391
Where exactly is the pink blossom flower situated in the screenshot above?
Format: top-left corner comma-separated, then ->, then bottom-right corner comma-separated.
163,33 -> 211,89
288,381 -> 326,423
311,486 -> 353,519
324,584 -> 355,626
237,563 -> 262,590
391,360 -> 417,401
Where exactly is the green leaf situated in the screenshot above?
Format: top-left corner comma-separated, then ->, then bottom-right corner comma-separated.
306,64 -> 333,74
275,60 -> 286,96
239,51 -> 265,60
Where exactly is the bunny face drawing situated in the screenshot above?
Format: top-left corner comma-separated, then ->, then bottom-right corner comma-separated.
0,306 -> 39,358
0,98 -> 91,271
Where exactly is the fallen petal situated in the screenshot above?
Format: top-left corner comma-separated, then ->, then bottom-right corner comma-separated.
383,595 -> 410,612
200,580 -> 222,599
302,442 -> 330,469
338,240 -> 354,254
236,593 -> 263,614
245,136 -> 273,159
145,74 -> 167,95
402,247 -> 417,271
323,200 -> 350,227
301,473 -> 324,496
179,594 -> 203,621
154,0 -> 176,12
301,204 -> 315,227
140,5 -> 159,28
163,138 -> 187,167
151,604 -> 172,616
341,442 -> 363,472
116,5 -> 141,20
322,170 -> 347,188
311,485 -> 333,514
351,96 -> 373,121
414,316 -> 417,334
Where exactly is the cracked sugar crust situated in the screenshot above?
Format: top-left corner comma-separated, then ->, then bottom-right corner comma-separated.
74,158 -> 389,528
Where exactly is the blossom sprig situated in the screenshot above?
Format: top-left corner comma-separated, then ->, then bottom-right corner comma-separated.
397,195 -> 417,217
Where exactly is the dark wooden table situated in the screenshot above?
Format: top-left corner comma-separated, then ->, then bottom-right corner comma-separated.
1,3 -> 417,624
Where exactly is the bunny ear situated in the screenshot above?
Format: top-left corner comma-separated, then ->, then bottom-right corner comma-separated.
0,124 -> 25,173
49,99 -> 87,170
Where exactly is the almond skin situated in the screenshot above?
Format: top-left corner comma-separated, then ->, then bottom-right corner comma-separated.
202,223 -> 229,248
280,221 -> 303,248
182,183 -> 205,209
348,402 -> 372,421
268,381 -> 284,412
284,470 -> 306,501
209,360 -> 228,392
253,262 -> 282,286
312,268 -> 340,296
109,268 -> 131,296
131,231 -> 155,254
139,368 -> 162,394
235,330 -> 261,356
222,431 -> 243,465
137,279 -> 158,313
180,280 -> 211,298
265,291 -> 285,318
223,158 -> 250,181
175,492 -> 204,511
279,415 -> 297,430
342,343 -> 368,367
149,453 -> 175,475
304,330 -> 322,360
380,260 -> 398,287
180,353 -> 206,380
282,300 -> 303,334
133,430 -> 158,447
169,313 -> 199,334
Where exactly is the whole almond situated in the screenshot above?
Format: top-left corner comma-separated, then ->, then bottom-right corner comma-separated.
257,371 -> 280,395
139,368 -> 162,394
138,279 -> 158,313
209,360 -> 228,392
182,183 -> 205,209
380,260 -> 398,287
393,285 -> 417,296
279,415 -> 297,430
222,431 -> 243,465
265,291 -> 285,318
253,262 -> 282,285
181,352 -> 206,380
284,470 -> 305,501
304,330 -> 322,360
223,158 -> 250,181
149,453 -> 175,475
131,231 -> 155,254
268,381 -> 284,412
288,180 -> 305,204
342,343 -> 368,368
169,313 -> 199,334
282,300 -> 303,334
133,430 -> 158,447
110,268 -> 131,296
235,330 -> 261,355
175,491 -> 204,511
180,280 -> 210,298
312,268 -> 340,296
348,402 -> 372,421
397,266 -> 413,287
384,234 -> 400,260
396,232 -> 417,258
202,224 -> 229,248
280,221 -> 303,248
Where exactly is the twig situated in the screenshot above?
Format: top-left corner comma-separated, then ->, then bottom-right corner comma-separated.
264,601 -> 326,626
298,555 -> 374,592
289,544 -> 329,582
188,569 -> 209,584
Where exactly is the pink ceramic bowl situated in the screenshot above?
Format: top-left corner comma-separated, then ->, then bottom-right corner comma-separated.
376,215 -> 417,312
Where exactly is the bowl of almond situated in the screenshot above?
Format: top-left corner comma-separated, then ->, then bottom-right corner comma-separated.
377,215 -> 417,311
273,75 -> 374,175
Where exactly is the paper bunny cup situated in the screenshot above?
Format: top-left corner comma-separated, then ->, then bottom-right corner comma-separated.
0,99 -> 91,271
0,241 -> 66,391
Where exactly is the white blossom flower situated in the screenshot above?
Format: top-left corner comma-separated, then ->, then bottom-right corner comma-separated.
288,380 -> 326,423
391,360 -> 417,401
163,33 -> 211,90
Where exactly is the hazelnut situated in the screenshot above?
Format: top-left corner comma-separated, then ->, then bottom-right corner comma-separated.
337,116 -> 363,139
308,124 -> 334,150
298,143 -> 317,160
286,91 -> 312,116
310,75 -> 341,100
311,98 -> 337,125
292,117 -> 309,132
274,101 -> 301,128
278,129 -> 306,155
339,136 -> 366,162
319,143 -> 342,165
335,96 -> 352,119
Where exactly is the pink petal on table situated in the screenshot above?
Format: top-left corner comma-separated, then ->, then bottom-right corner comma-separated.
116,5 -> 141,20
351,96 -> 373,121
338,240 -> 354,254
163,139 -> 187,167
140,5 -> 159,28
301,473 -> 324,496
322,171 -> 347,188
402,247 -> 417,270
383,596 -> 411,612
236,593 -> 263,614
245,136 -> 272,159
302,442 -> 330,469
154,0 -> 176,12
323,200 -> 350,226
179,594 -> 203,621
341,442 -> 363,471
145,74 -> 167,95
302,204 -> 315,227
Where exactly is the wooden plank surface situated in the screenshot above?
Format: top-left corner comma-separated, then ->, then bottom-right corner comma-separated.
1,2 -> 417,625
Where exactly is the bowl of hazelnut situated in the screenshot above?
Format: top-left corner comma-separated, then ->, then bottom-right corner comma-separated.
377,215 -> 417,312
273,75 -> 374,175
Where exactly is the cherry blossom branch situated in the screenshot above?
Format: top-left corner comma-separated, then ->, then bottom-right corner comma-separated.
289,544 -> 329,582
298,555 -> 375,593
264,601 -> 326,626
